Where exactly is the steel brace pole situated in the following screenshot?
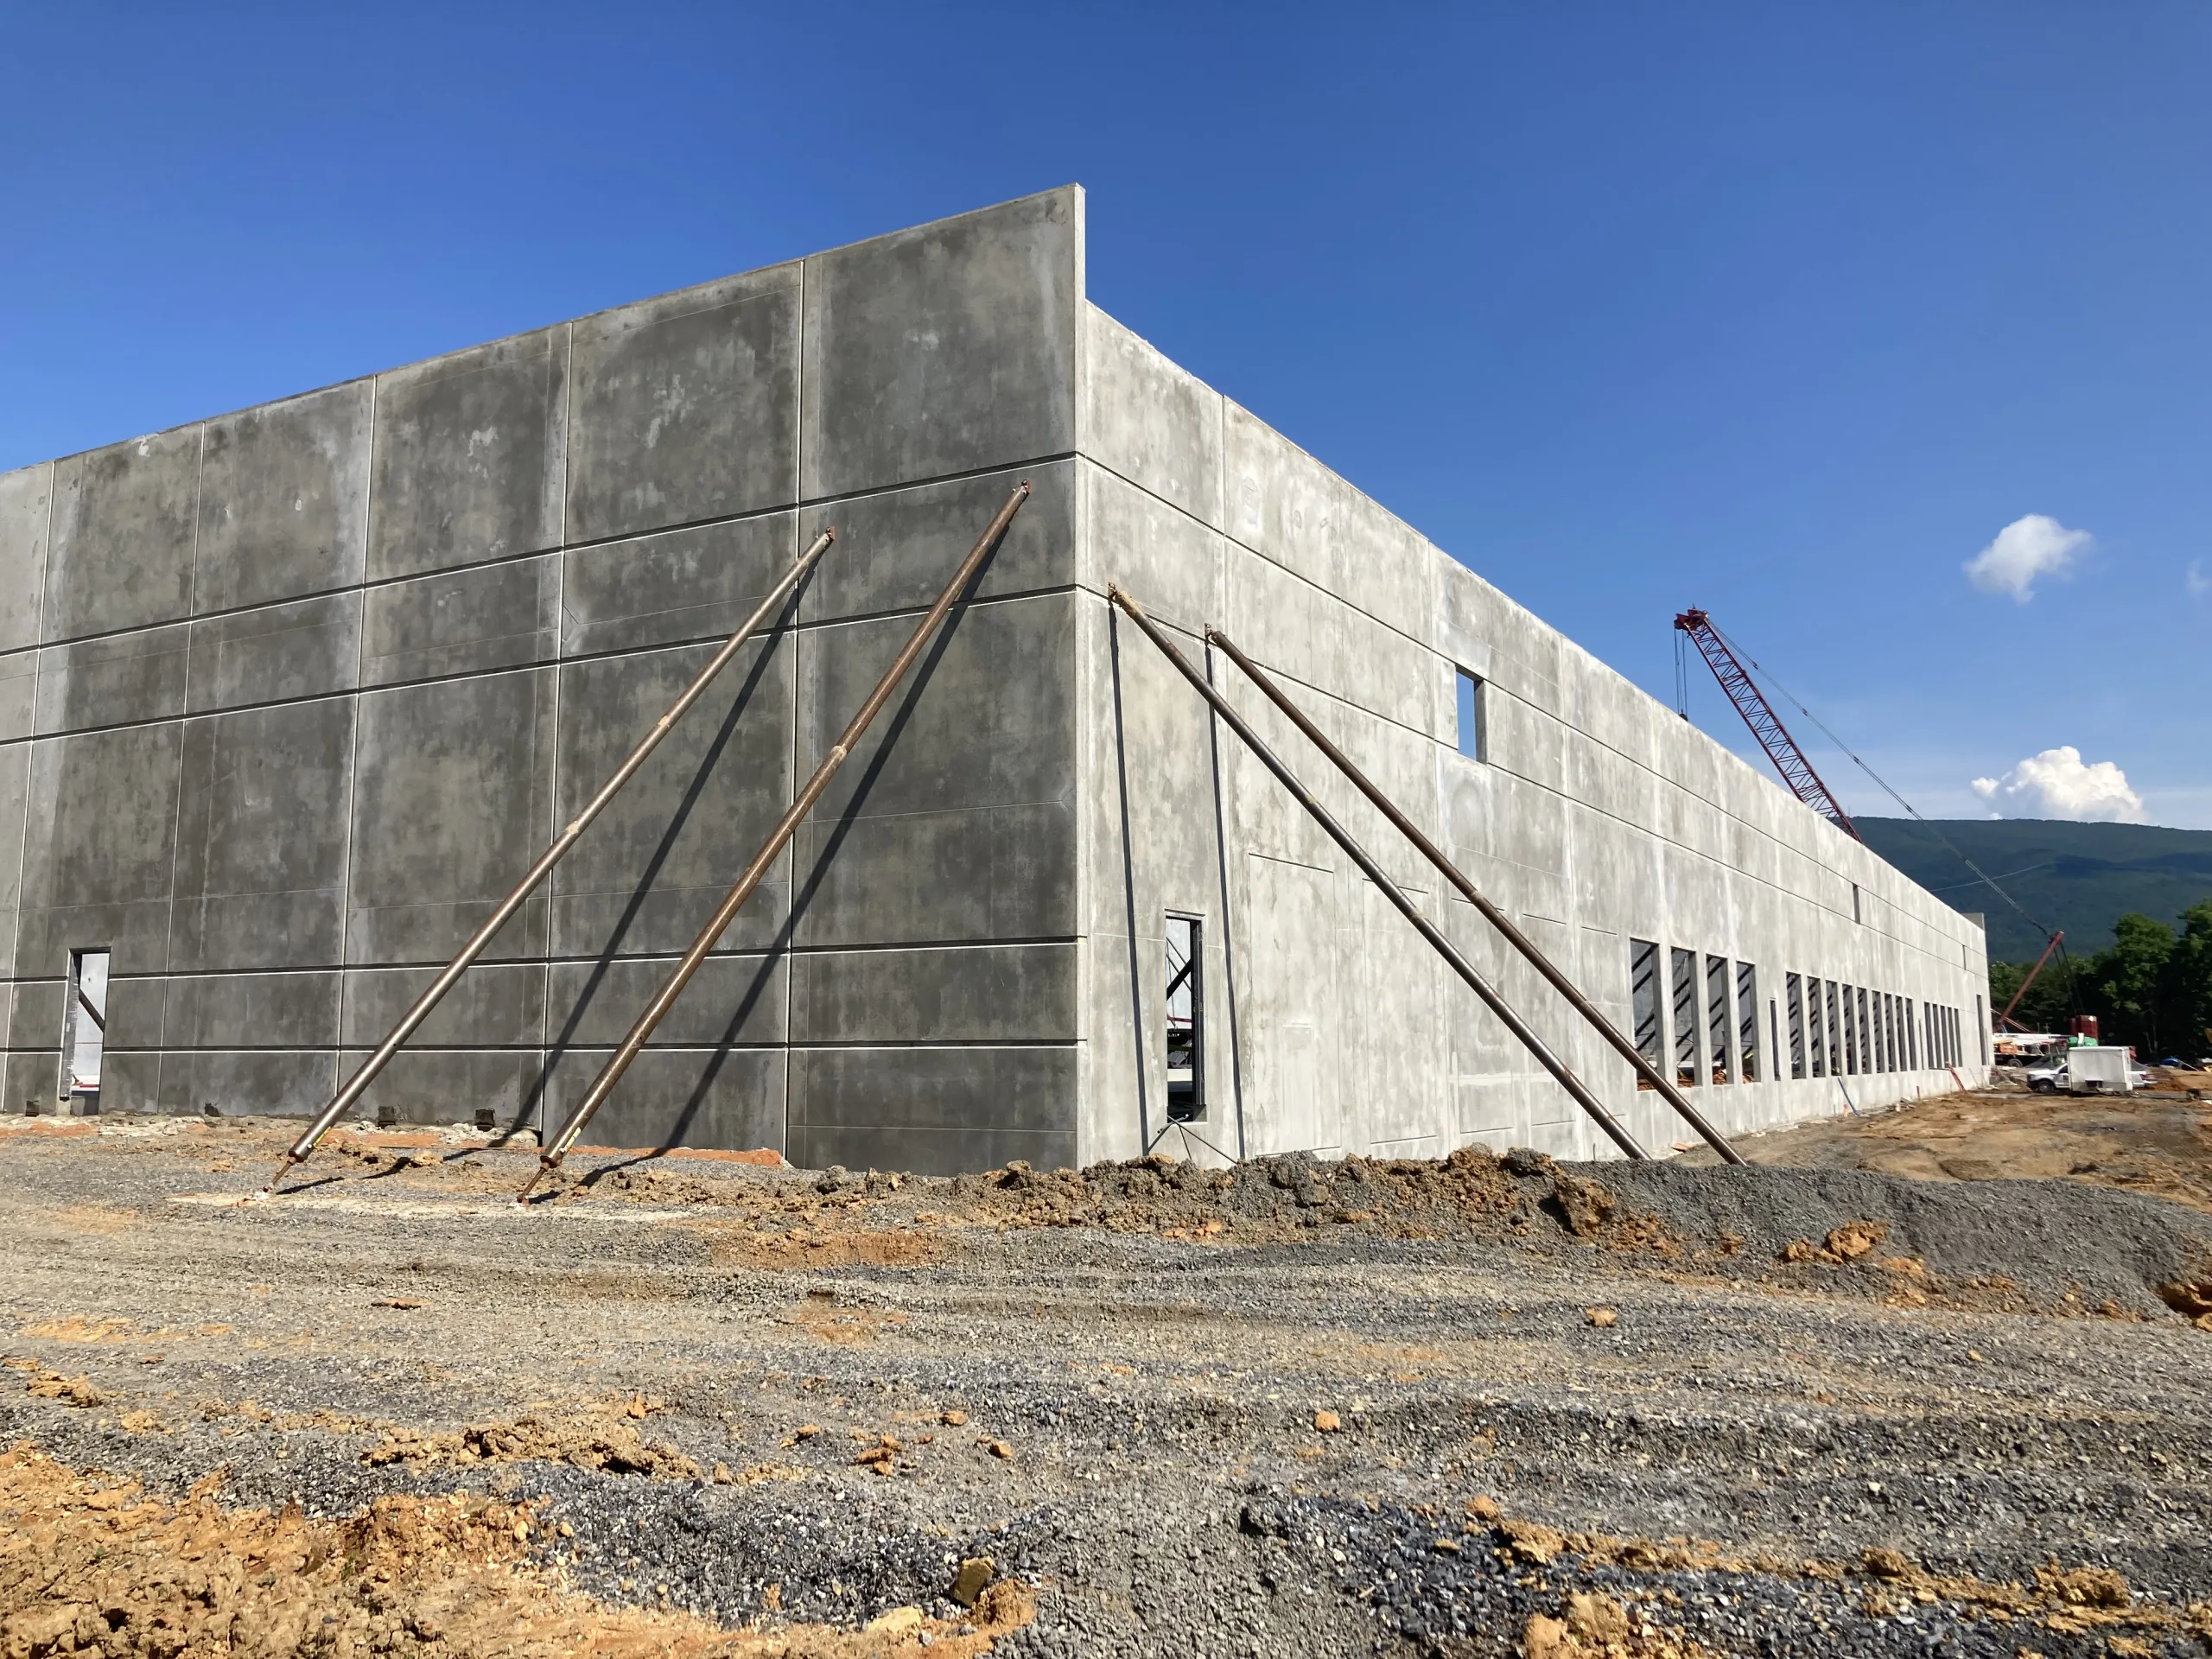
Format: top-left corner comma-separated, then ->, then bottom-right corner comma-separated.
264,529 -> 839,1197
1108,587 -> 1649,1161
518,482 -> 1033,1203
1205,626 -> 1744,1165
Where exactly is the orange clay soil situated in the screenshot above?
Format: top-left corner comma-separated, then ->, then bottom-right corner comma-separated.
0,1442 -> 1034,1659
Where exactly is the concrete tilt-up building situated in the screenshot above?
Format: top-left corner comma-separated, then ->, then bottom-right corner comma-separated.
0,187 -> 1991,1171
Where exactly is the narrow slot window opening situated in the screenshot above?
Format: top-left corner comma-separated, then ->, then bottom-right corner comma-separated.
1630,939 -> 1662,1090
1165,914 -> 1205,1122
1706,954 -> 1732,1084
1671,948 -> 1700,1087
1454,669 -> 1487,762
1786,973 -> 1807,1080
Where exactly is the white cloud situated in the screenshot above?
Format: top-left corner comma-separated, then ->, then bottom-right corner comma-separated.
2189,558 -> 2209,598
1970,747 -> 2145,823
1963,513 -> 2091,601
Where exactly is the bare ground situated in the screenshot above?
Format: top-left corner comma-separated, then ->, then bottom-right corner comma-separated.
4,1108 -> 2212,1657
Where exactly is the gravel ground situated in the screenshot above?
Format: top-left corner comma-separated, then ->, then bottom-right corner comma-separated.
4,1113 -> 2211,1657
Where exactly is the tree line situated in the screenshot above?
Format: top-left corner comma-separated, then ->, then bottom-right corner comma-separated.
1988,897 -> 2212,1061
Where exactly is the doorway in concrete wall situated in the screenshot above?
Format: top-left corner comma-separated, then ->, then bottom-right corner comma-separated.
1166,914 -> 1205,1122
62,947 -> 110,1113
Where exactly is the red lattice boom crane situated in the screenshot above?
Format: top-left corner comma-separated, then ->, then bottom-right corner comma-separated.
1674,607 -> 1860,842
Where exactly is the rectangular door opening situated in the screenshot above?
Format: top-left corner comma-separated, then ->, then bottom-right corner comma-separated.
63,947 -> 110,1114
1165,914 -> 1205,1122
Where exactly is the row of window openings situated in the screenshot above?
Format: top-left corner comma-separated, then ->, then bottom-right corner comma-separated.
1782,975 -> 1967,1081
1628,941 -> 1964,1089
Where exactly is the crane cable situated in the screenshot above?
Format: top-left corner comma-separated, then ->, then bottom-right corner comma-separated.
1694,620 -> 2078,1014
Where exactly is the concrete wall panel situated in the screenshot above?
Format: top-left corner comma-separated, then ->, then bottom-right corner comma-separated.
566,268 -> 800,543
346,669 -> 555,965
171,700 -> 353,970
361,555 -> 558,686
791,592 -> 1075,947
1081,465 -> 1221,636
788,1046 -> 1075,1175
550,639 -> 793,959
7,981 -> 63,1058
0,743 -> 27,973
46,429 -> 200,641
792,804 -> 1076,949
539,1046 -> 784,1152
801,188 -> 1080,499
799,594 -> 1074,823
545,953 -> 784,1048
334,1049 -> 536,1127
560,512 -> 795,657
370,327 -> 569,580
156,1050 -> 334,1117
158,971 -> 341,1048
195,382 -> 372,613
34,624 -> 190,734
0,650 -> 35,741
16,722 -> 182,973
789,943 -> 1076,1044
183,592 -> 360,714
1220,543 -> 1440,738
0,462 -> 53,653
798,462 -> 1073,625
3,1051 -> 61,1114
341,963 -> 545,1049
1080,308 -> 1222,529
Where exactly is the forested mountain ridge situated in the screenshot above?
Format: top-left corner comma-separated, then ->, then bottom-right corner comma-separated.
1855,817 -> 2212,962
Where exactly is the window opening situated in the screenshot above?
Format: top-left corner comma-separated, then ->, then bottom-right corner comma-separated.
1806,974 -> 1825,1077
1853,884 -> 1862,924
1737,962 -> 1760,1082
1885,995 -> 1900,1072
1904,998 -> 1916,1071
1857,987 -> 1872,1074
1825,981 -> 1843,1077
1454,670 -> 1486,762
1165,915 -> 1205,1122
1706,955 -> 1732,1084
1840,984 -> 1858,1076
1975,996 -> 1986,1064
1670,948 -> 1700,1087
1786,974 -> 1807,1079
63,947 -> 111,1111
1630,940 -> 1662,1090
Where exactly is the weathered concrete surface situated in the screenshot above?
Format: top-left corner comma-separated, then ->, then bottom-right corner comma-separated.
0,185 -> 1986,1172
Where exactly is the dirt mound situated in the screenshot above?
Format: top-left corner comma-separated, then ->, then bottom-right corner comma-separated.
0,1442 -> 1035,1658
948,1147 -> 1686,1254
361,1413 -> 702,1478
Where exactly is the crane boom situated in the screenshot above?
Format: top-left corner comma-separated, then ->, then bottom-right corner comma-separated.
1673,607 -> 1859,841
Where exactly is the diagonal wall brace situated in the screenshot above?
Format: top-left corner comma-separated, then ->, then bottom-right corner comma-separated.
1109,586 -> 1649,1161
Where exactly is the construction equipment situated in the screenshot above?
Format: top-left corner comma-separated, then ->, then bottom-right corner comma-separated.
1204,625 -> 1743,1165
518,483 -> 1033,1202
1108,586 -> 1652,1161
263,528 -> 839,1197
1674,607 -> 1859,840
1994,931 -> 2065,1033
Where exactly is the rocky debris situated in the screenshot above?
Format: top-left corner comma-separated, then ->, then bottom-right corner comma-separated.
0,1444 -> 1033,1657
363,1414 -> 701,1479
3,1360 -> 104,1408
13,1114 -> 2212,1656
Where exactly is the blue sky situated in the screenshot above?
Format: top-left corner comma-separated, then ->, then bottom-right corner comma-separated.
3,3 -> 2206,826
